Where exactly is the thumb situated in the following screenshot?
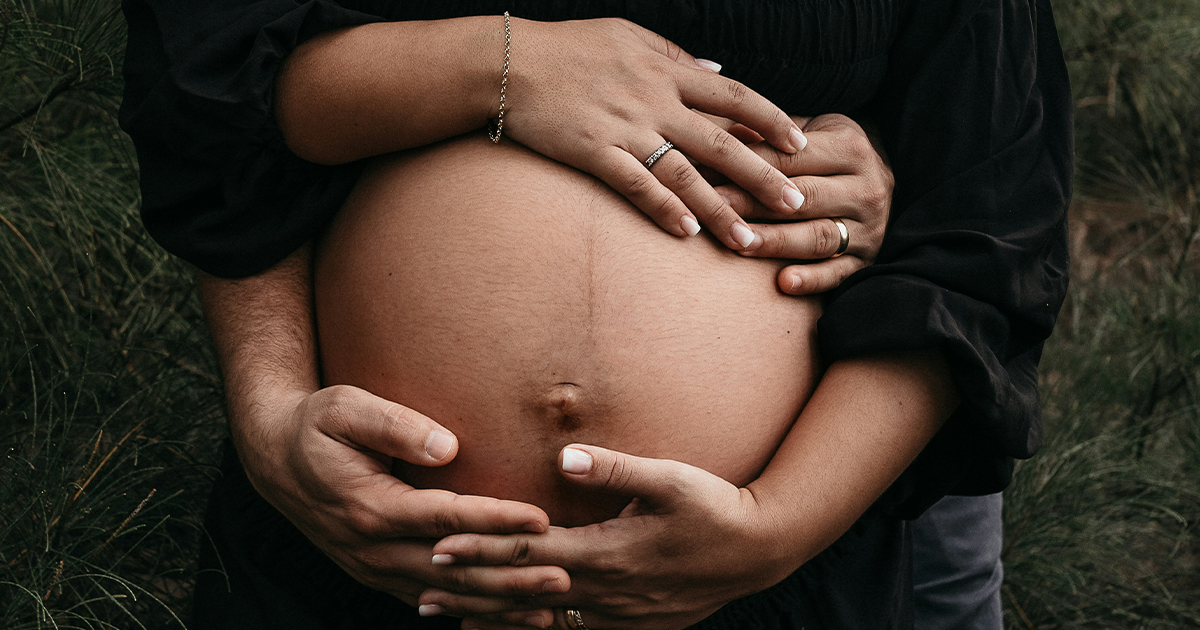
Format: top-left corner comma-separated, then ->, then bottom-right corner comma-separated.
558,444 -> 697,506
311,385 -> 459,467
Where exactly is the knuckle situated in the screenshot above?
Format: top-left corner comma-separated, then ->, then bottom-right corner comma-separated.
754,227 -> 781,256
316,385 -> 356,421
353,548 -> 389,575
507,538 -> 533,567
625,169 -> 659,200
445,568 -> 476,594
816,220 -> 840,255
723,79 -> 749,106
589,553 -> 625,578
346,507 -> 385,537
795,180 -> 817,208
667,158 -> 700,189
605,457 -> 637,495
704,125 -> 739,158
754,163 -> 779,190
431,503 -> 464,536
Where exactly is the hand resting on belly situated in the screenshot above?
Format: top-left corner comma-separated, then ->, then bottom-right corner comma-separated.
314,133 -> 822,526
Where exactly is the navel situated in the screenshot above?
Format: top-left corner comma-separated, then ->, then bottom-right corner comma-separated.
538,382 -> 587,430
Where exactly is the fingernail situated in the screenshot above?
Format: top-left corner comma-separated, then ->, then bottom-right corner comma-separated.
680,215 -> 702,236
418,604 -> 443,617
561,447 -> 592,474
695,58 -> 722,73
731,223 -> 756,249
542,578 -> 568,594
524,520 -> 547,533
789,127 -> 808,153
788,274 -> 802,293
526,614 -> 550,628
431,553 -> 455,565
424,430 -> 454,461
781,185 -> 805,211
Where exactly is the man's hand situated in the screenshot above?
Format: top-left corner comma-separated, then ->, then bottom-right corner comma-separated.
709,113 -> 894,295
419,445 -> 785,630
249,384 -> 565,606
197,245 -> 566,609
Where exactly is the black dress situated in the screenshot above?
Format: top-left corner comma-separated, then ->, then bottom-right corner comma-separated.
118,1 -> 1073,628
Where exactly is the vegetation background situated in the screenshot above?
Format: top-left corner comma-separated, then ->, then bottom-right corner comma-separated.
1,0 -> 1197,627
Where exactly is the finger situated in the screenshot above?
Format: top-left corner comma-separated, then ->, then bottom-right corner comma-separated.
460,615 -> 553,630
752,118 -> 877,177
422,588 -> 562,617
713,184 -> 795,221
667,112 -> 805,216
423,564 -> 569,598
459,609 -> 557,630
739,218 -> 853,261
558,444 -> 703,505
691,111 -> 762,144
372,489 -> 550,537
590,145 -> 700,238
643,143 -> 762,251
720,173 -> 889,225
777,256 -> 869,296
311,384 -> 458,466
680,72 -> 806,154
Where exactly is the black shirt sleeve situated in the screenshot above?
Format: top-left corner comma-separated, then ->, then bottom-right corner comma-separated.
822,0 -> 1073,514
119,0 -> 383,278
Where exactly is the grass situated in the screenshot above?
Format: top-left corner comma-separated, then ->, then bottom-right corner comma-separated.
0,0 -> 1198,627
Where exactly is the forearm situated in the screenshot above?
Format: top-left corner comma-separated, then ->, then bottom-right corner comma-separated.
747,349 -> 959,571
275,17 -> 503,164
196,243 -> 318,475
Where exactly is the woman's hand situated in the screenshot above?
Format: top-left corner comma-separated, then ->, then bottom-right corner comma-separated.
243,384 -> 570,608
279,17 -> 805,252
418,445 -> 792,630
501,18 -> 807,252
712,114 -> 894,295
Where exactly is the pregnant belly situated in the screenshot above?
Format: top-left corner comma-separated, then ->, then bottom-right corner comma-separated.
314,134 -> 821,526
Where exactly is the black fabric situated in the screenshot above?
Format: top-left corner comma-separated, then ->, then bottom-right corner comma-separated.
196,441 -> 913,630
119,0 -> 1072,508
120,0 -> 1073,625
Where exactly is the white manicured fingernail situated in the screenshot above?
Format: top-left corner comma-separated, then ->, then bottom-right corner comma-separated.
424,430 -> 454,461
731,223 -> 756,249
562,447 -> 592,474
695,58 -> 723,73
789,128 -> 808,152
680,215 -> 701,236
431,554 -> 455,565
418,604 -> 443,617
781,185 -> 805,210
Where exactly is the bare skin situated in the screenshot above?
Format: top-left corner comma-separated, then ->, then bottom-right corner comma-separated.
314,134 -> 823,526
194,14 -> 931,629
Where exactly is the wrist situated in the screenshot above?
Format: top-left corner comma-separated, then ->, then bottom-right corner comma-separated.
736,486 -> 804,589
227,385 -> 311,488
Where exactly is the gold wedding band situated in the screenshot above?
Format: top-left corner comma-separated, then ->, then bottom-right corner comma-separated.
830,217 -> 849,258
564,608 -> 590,630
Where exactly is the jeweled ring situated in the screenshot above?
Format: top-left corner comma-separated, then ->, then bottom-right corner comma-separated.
564,608 -> 590,630
830,217 -> 849,258
643,141 -> 675,170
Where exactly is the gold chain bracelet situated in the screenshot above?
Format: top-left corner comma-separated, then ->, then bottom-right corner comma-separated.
488,11 -> 511,143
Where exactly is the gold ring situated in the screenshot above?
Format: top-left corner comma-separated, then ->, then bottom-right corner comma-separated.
564,608 -> 590,630
830,217 -> 849,258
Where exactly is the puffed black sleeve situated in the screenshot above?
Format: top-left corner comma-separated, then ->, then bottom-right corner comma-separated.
119,0 -> 383,278
819,0 -> 1072,513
